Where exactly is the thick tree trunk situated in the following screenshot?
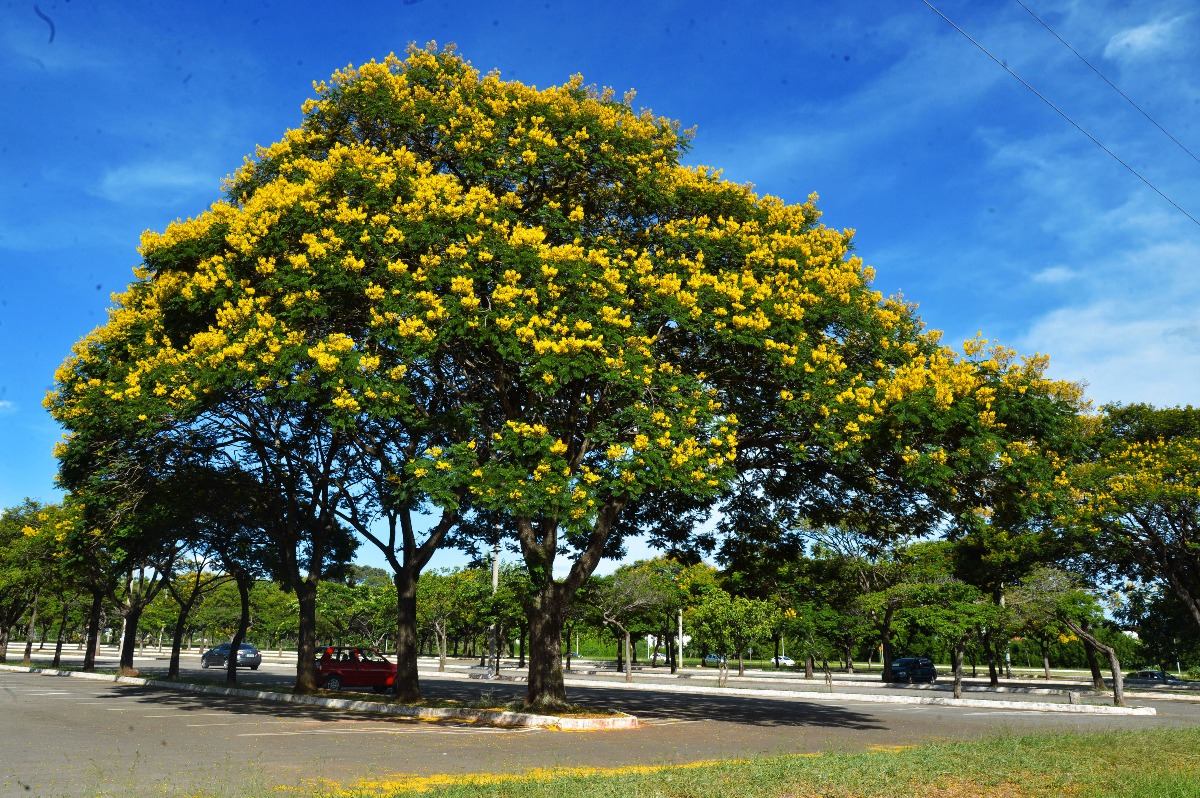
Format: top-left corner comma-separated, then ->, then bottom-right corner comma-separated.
525,587 -> 567,708
226,573 -> 252,686
1041,642 -> 1051,680
119,607 -> 142,674
952,644 -> 964,699
392,569 -> 421,701
83,590 -> 103,672
737,650 -> 745,677
293,578 -> 319,693
168,613 -> 188,679
0,628 -> 9,662
805,654 -> 815,679
845,644 -> 854,674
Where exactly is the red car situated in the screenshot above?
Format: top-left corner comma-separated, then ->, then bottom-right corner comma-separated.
316,646 -> 397,693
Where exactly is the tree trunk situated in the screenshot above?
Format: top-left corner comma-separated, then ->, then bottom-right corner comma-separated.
83,590 -> 103,672
293,578 -> 319,693
392,569 -> 421,702
952,644 -> 964,699
0,627 -> 9,662
805,654 -> 815,679
51,603 -> 69,668
1041,642 -> 1051,680
1066,620 -> 1124,707
22,595 -> 39,666
226,572 -> 252,686
518,625 -> 527,669
624,629 -> 633,683
737,650 -> 745,677
845,644 -> 854,674
118,606 -> 142,674
985,633 -> 999,687
1082,624 -> 1106,690
880,606 -> 895,681
525,587 -> 567,708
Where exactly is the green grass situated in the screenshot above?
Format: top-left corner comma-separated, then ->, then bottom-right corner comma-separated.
276,727 -> 1200,798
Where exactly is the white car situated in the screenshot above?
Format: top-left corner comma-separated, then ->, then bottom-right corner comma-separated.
772,655 -> 796,667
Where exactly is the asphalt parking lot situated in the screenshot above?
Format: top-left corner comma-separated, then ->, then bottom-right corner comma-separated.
4,651 -> 1199,798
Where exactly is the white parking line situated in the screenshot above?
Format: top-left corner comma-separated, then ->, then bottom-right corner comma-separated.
27,691 -> 73,695
237,727 -> 540,737
142,712 -> 247,718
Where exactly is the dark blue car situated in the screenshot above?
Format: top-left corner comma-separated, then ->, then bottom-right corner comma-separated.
884,656 -> 937,683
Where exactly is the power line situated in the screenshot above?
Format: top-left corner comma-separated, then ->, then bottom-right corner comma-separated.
1012,0 -> 1200,167
920,0 -> 1200,229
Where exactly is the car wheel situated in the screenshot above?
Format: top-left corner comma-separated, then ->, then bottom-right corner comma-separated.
201,658 -> 209,669
325,676 -> 342,691
251,665 -> 259,671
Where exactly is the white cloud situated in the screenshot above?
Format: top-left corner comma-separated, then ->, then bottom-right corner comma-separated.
1031,265 -> 1077,285
0,400 -> 15,414
1104,15 -> 1189,62
1022,300 -> 1200,407
93,161 -> 218,204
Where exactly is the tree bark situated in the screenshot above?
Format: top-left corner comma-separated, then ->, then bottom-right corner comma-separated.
1065,620 -> 1124,707
226,571 -> 252,686
392,568 -> 421,701
118,606 -> 142,674
805,653 -> 815,679
985,633 -> 999,687
83,590 -> 104,672
293,578 -> 319,693
1041,642 -> 1051,680
952,644 -> 964,699
51,603 -> 69,668
624,629 -> 633,683
525,586 -> 567,708
0,627 -> 9,662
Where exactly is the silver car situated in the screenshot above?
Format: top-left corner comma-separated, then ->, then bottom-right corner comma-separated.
201,643 -> 262,670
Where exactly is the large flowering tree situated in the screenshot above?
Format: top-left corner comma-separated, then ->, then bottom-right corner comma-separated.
49,46 -> 1008,705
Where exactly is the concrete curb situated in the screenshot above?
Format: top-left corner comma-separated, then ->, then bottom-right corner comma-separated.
557,669 -> 1200,703
557,676 -> 1156,716
0,664 -> 638,731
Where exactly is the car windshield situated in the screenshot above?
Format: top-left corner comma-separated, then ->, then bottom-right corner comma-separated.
238,645 -> 256,651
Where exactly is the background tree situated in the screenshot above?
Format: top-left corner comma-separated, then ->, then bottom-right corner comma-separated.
1072,404 -> 1200,632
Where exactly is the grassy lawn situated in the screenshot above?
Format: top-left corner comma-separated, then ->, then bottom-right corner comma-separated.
285,728 -> 1200,798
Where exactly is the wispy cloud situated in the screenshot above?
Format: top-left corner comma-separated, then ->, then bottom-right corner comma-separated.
0,400 -> 16,414
1104,14 -> 1190,62
93,161 -> 219,205
1031,266 -> 1077,285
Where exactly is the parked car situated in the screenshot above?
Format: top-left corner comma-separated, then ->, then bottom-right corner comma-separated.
884,656 -> 937,683
702,653 -> 727,667
1127,670 -> 1186,685
772,655 -> 796,667
200,643 -> 262,670
317,646 -> 398,693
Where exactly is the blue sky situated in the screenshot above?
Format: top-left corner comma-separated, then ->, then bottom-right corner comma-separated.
2,1 -> 1198,571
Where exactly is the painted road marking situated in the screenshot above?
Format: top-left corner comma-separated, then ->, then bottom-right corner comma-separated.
142,712 -> 247,718
237,727 -> 540,737
28,691 -> 73,695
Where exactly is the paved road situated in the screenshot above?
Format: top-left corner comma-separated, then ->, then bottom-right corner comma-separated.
3,657 -> 1199,797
